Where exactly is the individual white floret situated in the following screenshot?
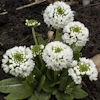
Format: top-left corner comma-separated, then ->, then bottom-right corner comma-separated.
43,1 -> 74,29
89,69 -> 98,81
70,60 -> 78,67
2,46 -> 35,78
42,41 -> 73,71
68,68 -> 81,84
62,21 -> 89,46
74,76 -> 82,84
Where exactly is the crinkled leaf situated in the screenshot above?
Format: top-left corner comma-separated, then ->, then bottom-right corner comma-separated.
37,34 -> 47,45
72,85 -> 88,99
4,84 -> 33,100
35,91 -> 51,100
0,78 -> 23,93
62,93 -> 74,100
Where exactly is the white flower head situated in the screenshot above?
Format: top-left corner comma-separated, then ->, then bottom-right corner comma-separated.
79,57 -> 98,81
42,41 -> 73,71
2,46 -> 35,78
68,57 -> 98,84
30,44 -> 44,57
62,21 -> 89,46
43,1 -> 74,29
25,19 -> 40,28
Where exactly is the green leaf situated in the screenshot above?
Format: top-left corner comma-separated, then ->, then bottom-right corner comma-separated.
71,43 -> 83,52
37,75 -> 46,92
59,68 -> 68,80
33,66 -> 42,80
0,78 -> 33,100
59,77 -> 68,91
73,52 -> 82,61
62,93 -> 74,100
0,78 -> 23,93
28,94 -> 38,100
43,79 -> 55,93
37,34 -> 47,45
35,91 -> 51,100
65,76 -> 74,87
55,91 -> 65,100
34,56 -> 42,70
46,69 -> 53,81
22,80 -> 32,90
50,81 -> 60,87
4,85 -> 33,100
72,85 -> 88,99
52,89 -> 58,95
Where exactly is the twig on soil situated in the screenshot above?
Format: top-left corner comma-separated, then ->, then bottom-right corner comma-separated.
76,2 -> 100,11
0,0 -> 46,15
0,42 -> 3,46
21,35 -> 30,42
82,81 -> 87,87
82,81 -> 96,100
66,1 -> 79,5
16,0 -> 46,10
90,96 -> 96,100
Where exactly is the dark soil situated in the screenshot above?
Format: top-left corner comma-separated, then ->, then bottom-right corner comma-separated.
0,0 -> 100,100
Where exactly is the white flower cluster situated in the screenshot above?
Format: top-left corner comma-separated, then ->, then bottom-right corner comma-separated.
42,41 -> 73,71
43,1 -> 74,29
62,21 -> 89,46
25,19 -> 40,27
30,44 -> 44,57
68,57 -> 98,84
2,46 -> 35,78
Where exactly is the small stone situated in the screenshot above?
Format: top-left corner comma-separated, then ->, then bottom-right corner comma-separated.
47,31 -> 54,42
91,54 -> 100,72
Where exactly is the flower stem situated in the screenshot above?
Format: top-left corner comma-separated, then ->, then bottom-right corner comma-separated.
55,29 -> 59,41
32,27 -> 45,72
32,27 -> 38,45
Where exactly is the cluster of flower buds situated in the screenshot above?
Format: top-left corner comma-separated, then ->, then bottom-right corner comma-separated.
25,19 -> 40,28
